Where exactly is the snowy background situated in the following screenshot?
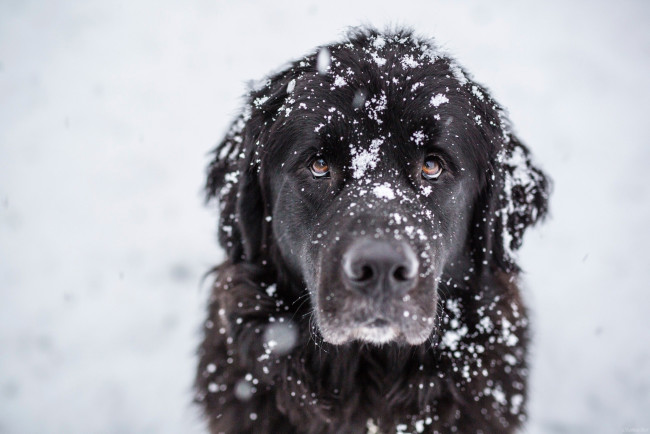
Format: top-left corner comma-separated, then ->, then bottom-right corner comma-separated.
1,0 -> 649,432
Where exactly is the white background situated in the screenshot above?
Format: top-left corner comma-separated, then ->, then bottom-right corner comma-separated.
1,1 -> 649,432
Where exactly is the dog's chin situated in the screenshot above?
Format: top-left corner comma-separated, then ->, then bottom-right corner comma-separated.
352,325 -> 399,345
319,322 -> 433,346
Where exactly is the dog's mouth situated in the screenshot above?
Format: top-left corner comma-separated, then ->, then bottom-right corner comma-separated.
366,318 -> 391,328
315,302 -> 437,346
350,317 -> 400,345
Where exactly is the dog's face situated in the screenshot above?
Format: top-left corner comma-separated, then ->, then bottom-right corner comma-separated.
208,30 -> 549,347
264,65 -> 487,345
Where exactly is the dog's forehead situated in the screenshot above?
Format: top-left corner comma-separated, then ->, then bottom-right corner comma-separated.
281,36 -> 471,150
295,38 -> 460,109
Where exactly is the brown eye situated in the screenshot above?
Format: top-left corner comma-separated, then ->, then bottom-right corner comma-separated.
422,156 -> 443,180
310,157 -> 330,178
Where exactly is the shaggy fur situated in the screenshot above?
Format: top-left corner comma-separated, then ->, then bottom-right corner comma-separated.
196,28 -> 549,433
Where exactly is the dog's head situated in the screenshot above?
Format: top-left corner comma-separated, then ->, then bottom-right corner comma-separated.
207,28 -> 549,346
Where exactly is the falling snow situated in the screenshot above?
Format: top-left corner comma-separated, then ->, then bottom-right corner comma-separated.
263,321 -> 298,356
287,79 -> 296,93
317,47 -> 331,74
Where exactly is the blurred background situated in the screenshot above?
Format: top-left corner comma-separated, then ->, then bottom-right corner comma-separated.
1,0 -> 649,432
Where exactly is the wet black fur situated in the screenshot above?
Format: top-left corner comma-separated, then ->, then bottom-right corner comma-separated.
196,28 -> 549,433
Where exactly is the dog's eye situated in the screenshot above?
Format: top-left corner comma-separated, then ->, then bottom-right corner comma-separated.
422,156 -> 443,180
310,157 -> 330,178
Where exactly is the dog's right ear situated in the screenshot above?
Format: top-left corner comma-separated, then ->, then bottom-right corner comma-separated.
205,65 -> 308,263
465,82 -> 551,274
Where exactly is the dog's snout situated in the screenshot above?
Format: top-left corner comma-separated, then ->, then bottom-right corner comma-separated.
342,239 -> 419,296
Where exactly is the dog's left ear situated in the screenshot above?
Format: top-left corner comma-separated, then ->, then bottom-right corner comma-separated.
206,67 -> 304,263
478,132 -> 550,272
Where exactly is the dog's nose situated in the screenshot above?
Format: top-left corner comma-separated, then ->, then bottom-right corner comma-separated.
342,239 -> 419,297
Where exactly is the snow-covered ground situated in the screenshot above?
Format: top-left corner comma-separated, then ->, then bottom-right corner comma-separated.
1,1 -> 649,432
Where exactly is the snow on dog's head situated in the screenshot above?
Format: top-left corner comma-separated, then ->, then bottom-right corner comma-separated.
206,27 -> 549,345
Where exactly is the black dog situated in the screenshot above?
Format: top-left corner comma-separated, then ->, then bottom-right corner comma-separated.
196,28 -> 549,433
